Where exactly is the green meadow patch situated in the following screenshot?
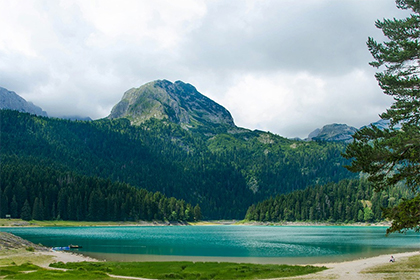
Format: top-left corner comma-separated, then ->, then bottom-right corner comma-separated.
50,261 -> 327,279
1,260 -> 326,279
0,263 -> 109,279
0,262 -> 40,276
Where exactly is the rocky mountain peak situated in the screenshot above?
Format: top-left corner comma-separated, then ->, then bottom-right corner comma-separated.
108,80 -> 236,131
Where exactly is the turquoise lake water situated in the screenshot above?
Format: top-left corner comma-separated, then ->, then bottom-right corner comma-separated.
2,226 -> 419,264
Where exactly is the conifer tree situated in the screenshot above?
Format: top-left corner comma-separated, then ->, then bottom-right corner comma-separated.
32,197 -> 44,220
193,204 -> 202,221
21,200 -> 32,221
344,0 -> 420,233
10,195 -> 18,218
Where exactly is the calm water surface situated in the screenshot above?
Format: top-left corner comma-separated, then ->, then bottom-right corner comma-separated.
2,226 -> 419,264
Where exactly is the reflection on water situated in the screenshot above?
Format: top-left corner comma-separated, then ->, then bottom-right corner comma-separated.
1,225 -> 419,264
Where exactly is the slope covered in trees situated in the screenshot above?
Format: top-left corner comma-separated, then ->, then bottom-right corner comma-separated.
0,156 -> 200,222
207,131 -> 352,199
1,110 -> 355,219
245,179 -> 411,223
0,110 -> 251,219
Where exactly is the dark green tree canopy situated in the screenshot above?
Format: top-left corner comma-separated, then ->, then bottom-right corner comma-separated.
344,0 -> 420,233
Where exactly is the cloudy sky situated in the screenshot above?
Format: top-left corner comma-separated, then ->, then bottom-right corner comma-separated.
0,0 -> 410,138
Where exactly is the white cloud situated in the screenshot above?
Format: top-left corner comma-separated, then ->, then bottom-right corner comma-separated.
220,69 -> 393,138
79,0 -> 206,50
0,0 -> 408,137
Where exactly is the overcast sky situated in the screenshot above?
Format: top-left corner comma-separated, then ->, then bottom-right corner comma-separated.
0,0 -> 410,138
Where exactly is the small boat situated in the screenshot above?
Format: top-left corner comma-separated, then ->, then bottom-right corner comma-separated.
69,244 -> 82,249
52,246 -> 70,251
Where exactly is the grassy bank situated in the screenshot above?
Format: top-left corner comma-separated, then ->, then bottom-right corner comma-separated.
0,262 -> 110,279
0,261 -> 326,279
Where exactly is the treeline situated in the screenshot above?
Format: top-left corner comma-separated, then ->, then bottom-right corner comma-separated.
0,157 -> 201,222
245,179 -> 410,223
1,110 -> 355,219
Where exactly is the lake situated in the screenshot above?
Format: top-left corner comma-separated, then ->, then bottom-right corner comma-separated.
1,226 -> 419,264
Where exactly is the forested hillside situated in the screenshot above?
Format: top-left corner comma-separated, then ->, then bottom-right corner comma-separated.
245,179 -> 410,223
0,156 -> 201,222
1,110 -> 355,219
207,131 -> 351,198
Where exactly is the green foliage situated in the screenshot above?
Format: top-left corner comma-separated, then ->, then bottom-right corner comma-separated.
0,263 -> 39,274
1,110 -> 354,219
20,200 -> 32,221
3,268 -> 110,279
0,157 -> 197,222
207,130 -> 354,199
363,207 -> 374,223
245,179 -> 411,223
50,261 -> 326,279
344,0 -> 420,233
0,110 -> 252,219
383,194 -> 420,234
25,247 -> 34,252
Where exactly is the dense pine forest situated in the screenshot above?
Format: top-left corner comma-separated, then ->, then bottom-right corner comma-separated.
0,157 -> 201,222
1,110 -> 355,220
245,179 -> 410,223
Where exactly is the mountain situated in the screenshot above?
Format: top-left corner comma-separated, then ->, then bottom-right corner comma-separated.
307,123 -> 358,143
108,80 -> 238,135
0,80 -> 356,220
306,120 -> 400,143
1,110 -> 354,219
306,128 -> 321,140
361,119 -> 401,130
0,87 -> 47,117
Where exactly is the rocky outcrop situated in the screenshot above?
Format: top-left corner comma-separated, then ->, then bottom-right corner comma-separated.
0,232 -> 48,251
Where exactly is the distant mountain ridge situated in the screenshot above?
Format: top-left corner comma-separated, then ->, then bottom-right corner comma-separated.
307,124 -> 358,143
306,120 -> 395,143
304,120 -> 400,143
0,87 -> 47,117
108,80 -> 237,134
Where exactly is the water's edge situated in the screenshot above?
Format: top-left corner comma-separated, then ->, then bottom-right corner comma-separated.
1,225 -> 418,264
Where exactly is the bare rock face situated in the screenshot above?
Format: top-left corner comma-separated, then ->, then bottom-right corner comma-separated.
0,87 -> 47,117
108,80 -> 235,130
